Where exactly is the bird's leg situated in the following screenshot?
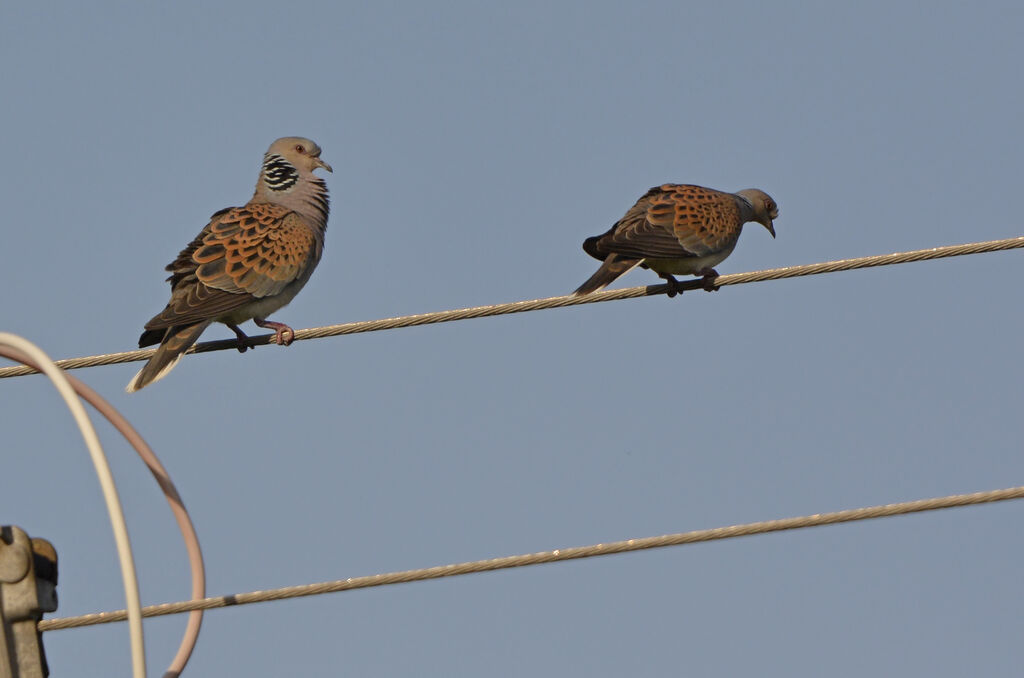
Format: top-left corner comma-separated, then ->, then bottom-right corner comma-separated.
227,323 -> 253,353
696,268 -> 721,292
657,273 -> 685,298
254,318 -> 295,346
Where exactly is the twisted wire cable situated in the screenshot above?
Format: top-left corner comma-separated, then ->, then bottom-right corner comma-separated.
38,484 -> 1024,632
1,236 -> 1021,380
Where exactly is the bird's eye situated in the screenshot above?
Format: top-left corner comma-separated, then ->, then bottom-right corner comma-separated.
295,144 -> 305,153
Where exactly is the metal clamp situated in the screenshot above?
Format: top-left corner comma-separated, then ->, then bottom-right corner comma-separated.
0,526 -> 57,678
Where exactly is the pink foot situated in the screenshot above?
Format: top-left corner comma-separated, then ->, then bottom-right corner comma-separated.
254,318 -> 295,346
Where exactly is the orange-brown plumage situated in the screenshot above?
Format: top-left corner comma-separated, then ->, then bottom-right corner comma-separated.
127,137 -> 331,392
574,184 -> 777,296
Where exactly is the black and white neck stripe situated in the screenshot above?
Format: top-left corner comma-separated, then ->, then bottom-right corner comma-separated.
261,153 -> 299,192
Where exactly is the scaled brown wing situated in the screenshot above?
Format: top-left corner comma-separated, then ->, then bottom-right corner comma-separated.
593,185 -> 740,260
145,204 -> 318,330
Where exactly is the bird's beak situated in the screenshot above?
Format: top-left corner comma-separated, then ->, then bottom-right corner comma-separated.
765,220 -> 776,238
313,157 -> 333,173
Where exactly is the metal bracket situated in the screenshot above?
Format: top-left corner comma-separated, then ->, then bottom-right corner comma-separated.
0,527 -> 57,678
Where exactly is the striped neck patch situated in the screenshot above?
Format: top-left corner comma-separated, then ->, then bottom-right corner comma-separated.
262,153 -> 299,192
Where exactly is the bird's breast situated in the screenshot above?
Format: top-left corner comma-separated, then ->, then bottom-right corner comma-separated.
644,248 -> 732,276
216,280 -> 306,325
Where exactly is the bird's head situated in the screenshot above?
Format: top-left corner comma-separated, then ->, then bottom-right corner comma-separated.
266,137 -> 332,175
736,189 -> 778,238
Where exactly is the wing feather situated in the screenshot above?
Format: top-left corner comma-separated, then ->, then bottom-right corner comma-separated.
584,185 -> 743,261
143,204 -> 319,331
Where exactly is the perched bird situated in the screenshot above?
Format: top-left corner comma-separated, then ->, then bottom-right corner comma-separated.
126,137 -> 332,392
574,184 -> 777,296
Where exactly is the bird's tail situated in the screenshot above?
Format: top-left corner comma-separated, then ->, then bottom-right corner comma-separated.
126,321 -> 211,393
573,254 -> 642,296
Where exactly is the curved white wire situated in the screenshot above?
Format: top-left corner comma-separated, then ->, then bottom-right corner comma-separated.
1,346 -> 203,677
0,333 -> 146,678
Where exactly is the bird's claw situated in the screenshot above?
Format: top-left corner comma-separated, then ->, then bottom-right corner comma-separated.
227,324 -> 254,353
698,269 -> 720,292
660,275 -> 685,298
274,326 -> 295,346
255,319 -> 295,346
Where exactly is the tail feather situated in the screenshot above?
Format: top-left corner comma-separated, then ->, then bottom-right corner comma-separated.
573,255 -> 642,296
138,327 -> 165,348
126,321 -> 211,392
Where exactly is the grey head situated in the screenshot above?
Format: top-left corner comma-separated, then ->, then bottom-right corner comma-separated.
735,188 -> 778,238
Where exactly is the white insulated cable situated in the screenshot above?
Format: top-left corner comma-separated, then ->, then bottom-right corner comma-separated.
0,333 -> 146,678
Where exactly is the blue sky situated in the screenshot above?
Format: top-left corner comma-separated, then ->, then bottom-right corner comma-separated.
2,2 -> 1023,676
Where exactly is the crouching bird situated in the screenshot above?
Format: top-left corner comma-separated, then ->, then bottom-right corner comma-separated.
574,184 -> 777,296
127,137 -> 332,392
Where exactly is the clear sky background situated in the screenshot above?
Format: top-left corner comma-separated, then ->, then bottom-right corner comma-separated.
2,2 -> 1023,676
